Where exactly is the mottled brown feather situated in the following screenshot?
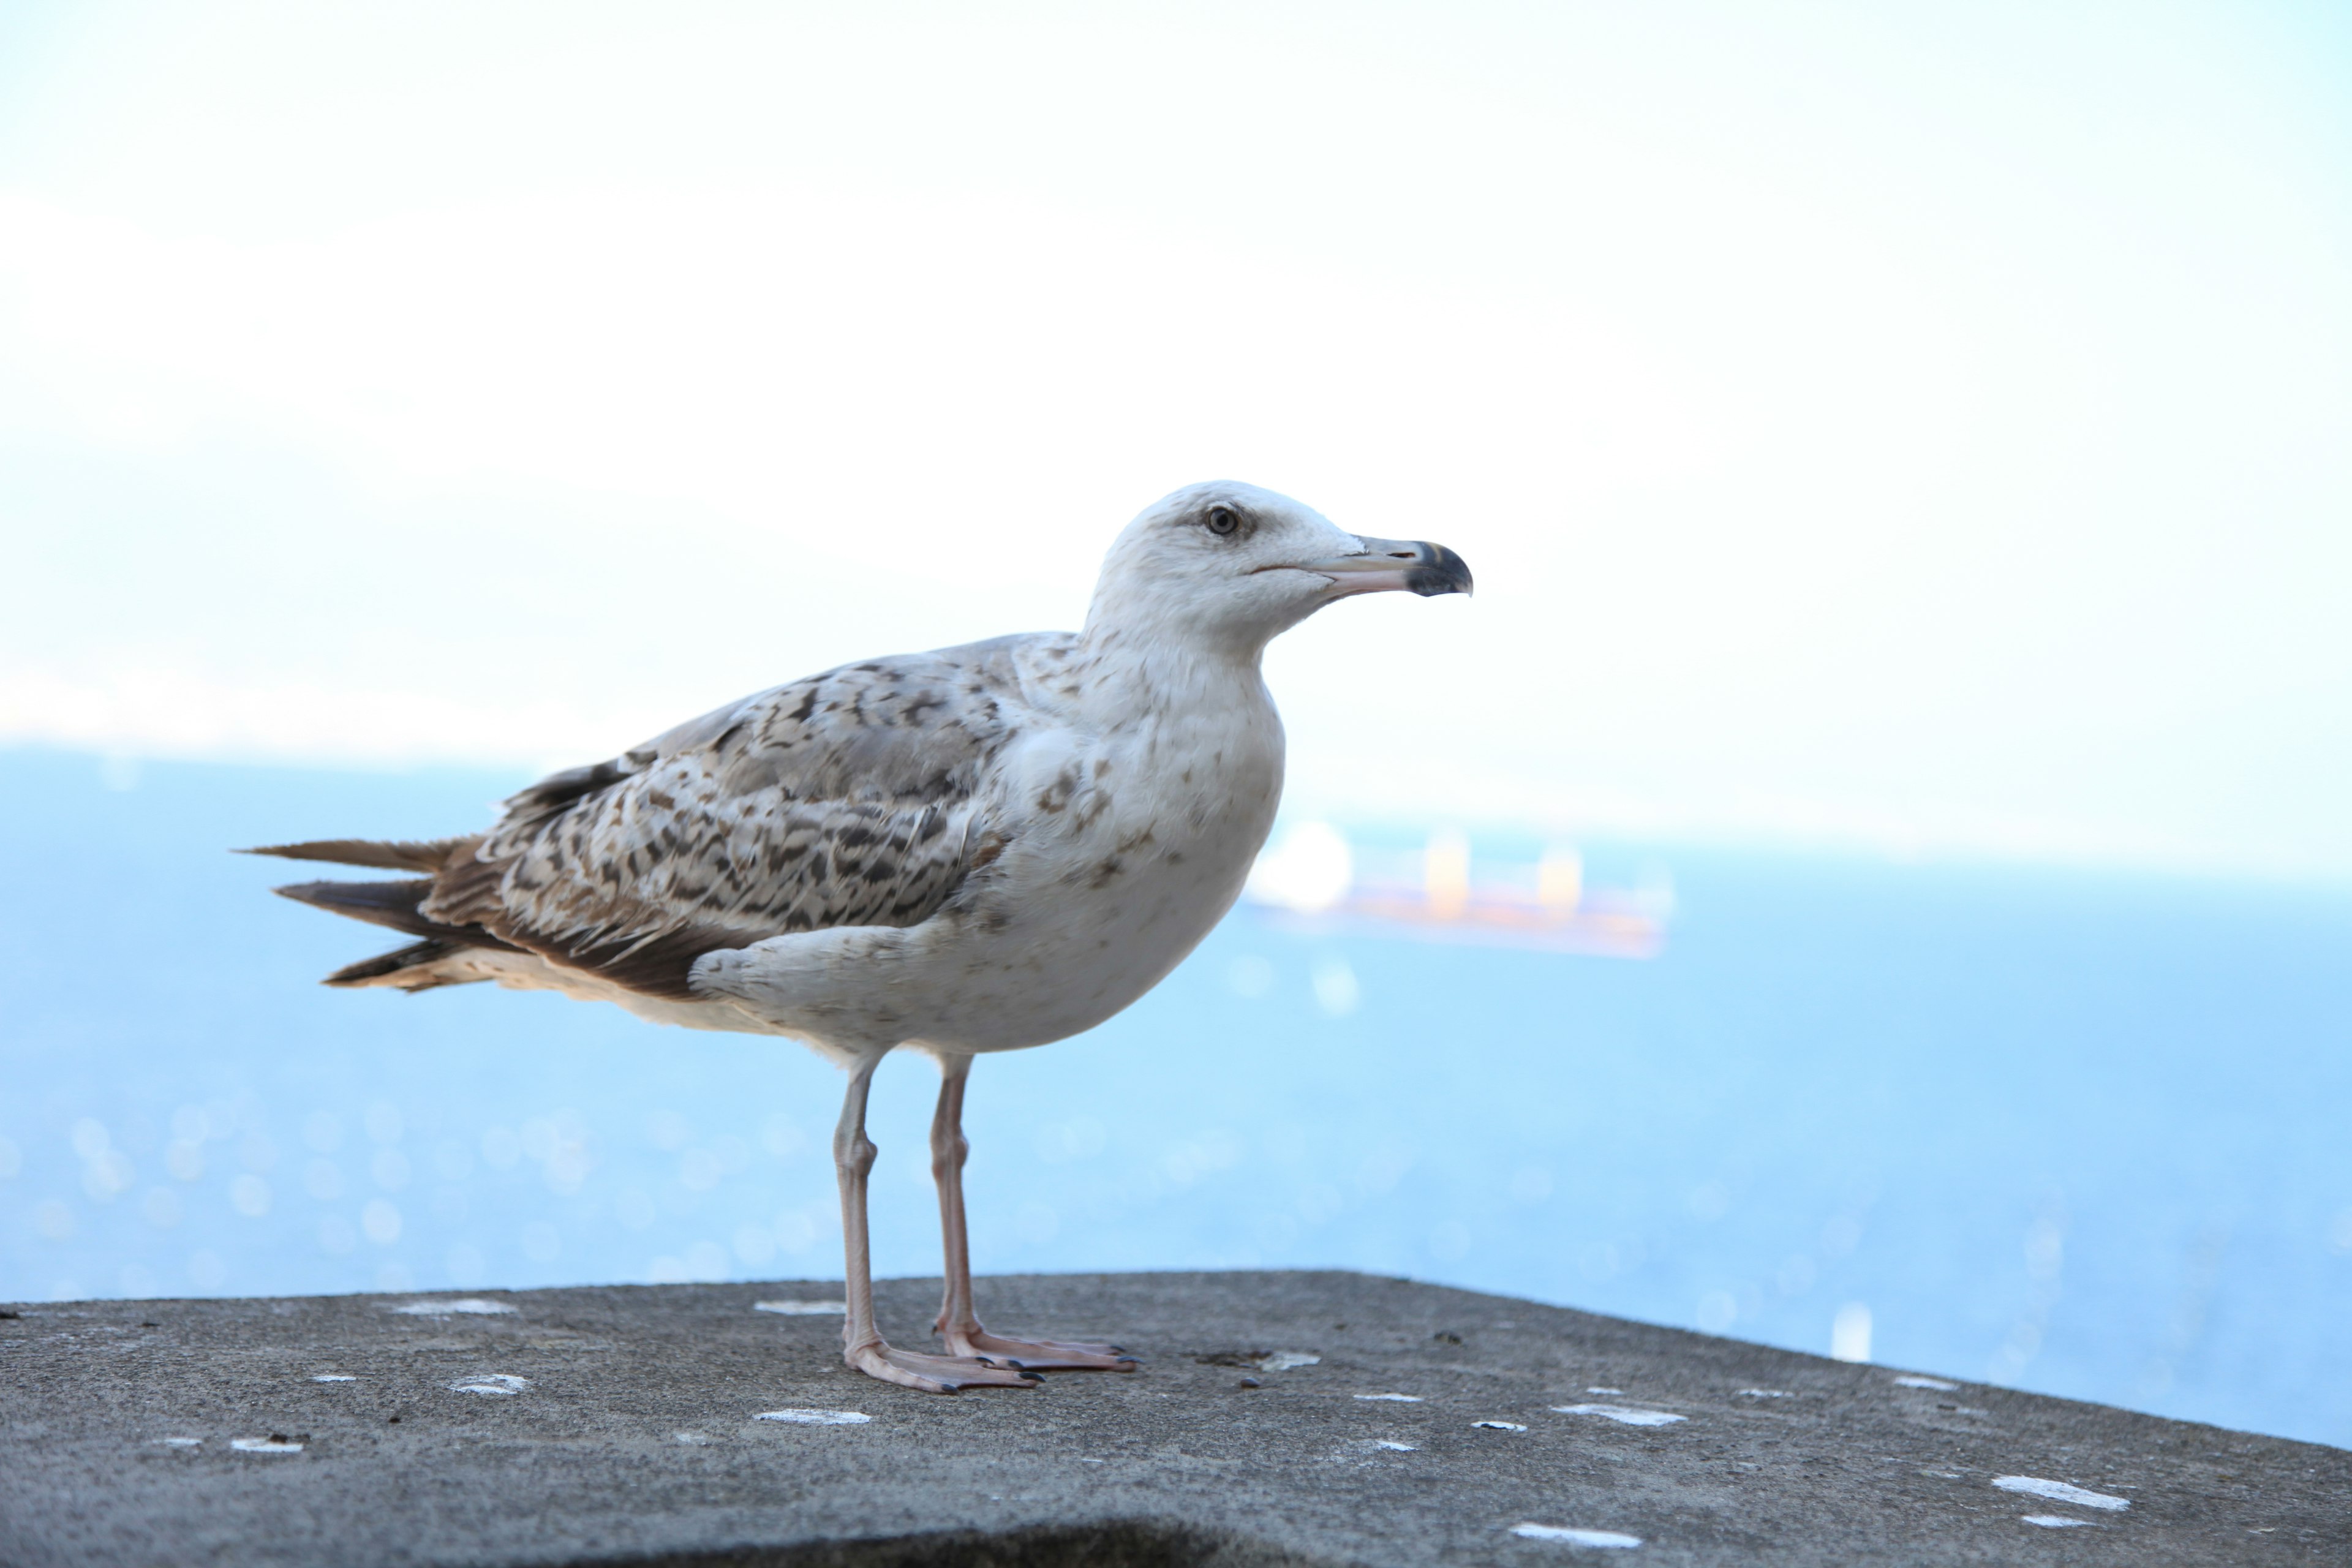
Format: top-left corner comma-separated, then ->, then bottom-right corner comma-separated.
413,636 -> 1048,997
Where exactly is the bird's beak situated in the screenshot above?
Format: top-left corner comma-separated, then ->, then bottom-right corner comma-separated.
1298,536 -> 1475,599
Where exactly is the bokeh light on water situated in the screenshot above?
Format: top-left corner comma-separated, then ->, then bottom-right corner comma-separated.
4,748 -> 2350,1451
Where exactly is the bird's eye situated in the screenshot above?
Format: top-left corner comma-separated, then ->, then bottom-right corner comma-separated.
1204,505 -> 1239,537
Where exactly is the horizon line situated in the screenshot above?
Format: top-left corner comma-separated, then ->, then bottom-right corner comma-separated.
7,736 -> 2345,891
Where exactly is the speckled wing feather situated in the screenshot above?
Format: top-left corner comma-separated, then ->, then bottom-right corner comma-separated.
421,636 -> 1053,999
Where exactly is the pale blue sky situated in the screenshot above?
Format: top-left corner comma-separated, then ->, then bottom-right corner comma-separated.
2,2 -> 2347,873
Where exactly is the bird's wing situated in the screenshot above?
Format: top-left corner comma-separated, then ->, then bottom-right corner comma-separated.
421,635 -> 1055,998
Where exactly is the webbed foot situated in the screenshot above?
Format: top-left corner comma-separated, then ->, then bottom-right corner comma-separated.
847,1339 -> 1042,1393
940,1324 -> 1137,1373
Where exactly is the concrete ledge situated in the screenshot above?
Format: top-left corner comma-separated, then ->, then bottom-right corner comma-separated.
2,1270 -> 2343,1565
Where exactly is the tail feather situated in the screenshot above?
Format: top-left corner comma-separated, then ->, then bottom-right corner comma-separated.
326,938 -> 489,990
272,877 -> 524,953
272,876 -> 439,937
262,840 -> 524,988
241,837 -> 472,873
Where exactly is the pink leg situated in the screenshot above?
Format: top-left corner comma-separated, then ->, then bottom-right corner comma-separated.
832,1050 -> 1036,1394
930,1054 -> 1136,1373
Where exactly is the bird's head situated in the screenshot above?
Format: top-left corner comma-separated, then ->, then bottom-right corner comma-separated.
1085,481 -> 1472,658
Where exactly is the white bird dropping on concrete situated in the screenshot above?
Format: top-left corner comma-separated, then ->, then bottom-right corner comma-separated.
447,1373 -> 531,1396
252,483 -> 1471,1395
754,1300 -> 846,1316
1993,1476 -> 2130,1510
1512,1523 -> 1643,1547
756,1409 -> 871,1426
391,1298 -> 515,1316
1552,1403 -> 1686,1427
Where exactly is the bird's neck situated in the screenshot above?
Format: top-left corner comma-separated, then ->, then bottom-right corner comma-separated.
1070,622 -> 1272,730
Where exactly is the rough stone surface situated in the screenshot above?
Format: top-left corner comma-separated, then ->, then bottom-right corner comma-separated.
1,1270 -> 2343,1566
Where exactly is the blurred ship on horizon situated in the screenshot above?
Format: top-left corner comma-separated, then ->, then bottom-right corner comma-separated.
1245,822 -> 1671,959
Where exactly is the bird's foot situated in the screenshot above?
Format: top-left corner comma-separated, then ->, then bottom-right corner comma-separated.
846,1339 -> 1041,1394
940,1323 -> 1138,1373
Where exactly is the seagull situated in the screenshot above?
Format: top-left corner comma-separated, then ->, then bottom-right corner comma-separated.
250,481 -> 1471,1393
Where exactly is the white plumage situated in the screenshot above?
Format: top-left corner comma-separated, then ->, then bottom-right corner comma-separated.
255,480 -> 1471,1392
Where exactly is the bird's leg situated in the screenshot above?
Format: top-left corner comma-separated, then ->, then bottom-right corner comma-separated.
832,1050 -> 1036,1395
928,1052 -> 982,1343
929,1054 -> 1136,1374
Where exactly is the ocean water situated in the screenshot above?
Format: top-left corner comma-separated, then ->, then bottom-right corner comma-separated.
2,747 -> 2347,1449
